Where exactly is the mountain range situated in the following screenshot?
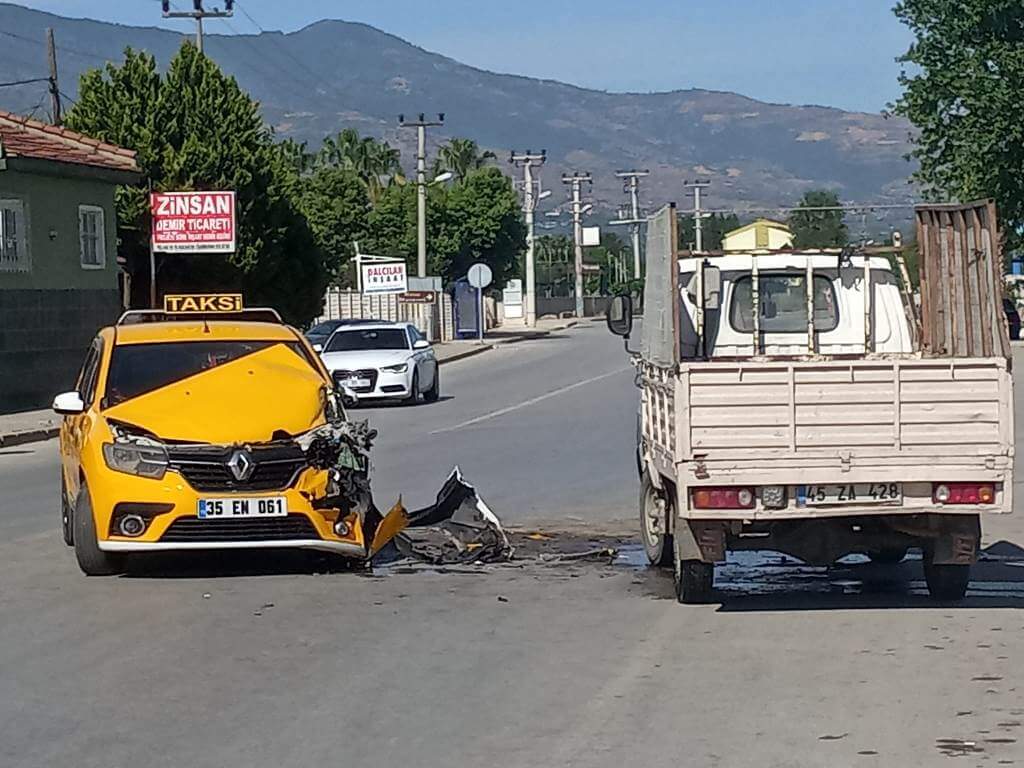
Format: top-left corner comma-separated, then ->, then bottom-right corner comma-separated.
0,3 -> 917,218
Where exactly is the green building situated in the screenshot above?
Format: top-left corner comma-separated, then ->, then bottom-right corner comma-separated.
0,110 -> 140,413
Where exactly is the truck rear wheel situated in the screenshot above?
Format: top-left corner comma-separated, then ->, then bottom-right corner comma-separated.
640,472 -> 674,567
674,558 -> 714,604
923,557 -> 970,601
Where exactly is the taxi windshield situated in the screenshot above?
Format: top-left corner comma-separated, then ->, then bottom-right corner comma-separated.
104,340 -> 305,407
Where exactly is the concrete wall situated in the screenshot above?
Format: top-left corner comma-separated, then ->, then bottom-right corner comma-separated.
0,168 -> 123,412
536,296 -> 611,318
0,288 -> 120,412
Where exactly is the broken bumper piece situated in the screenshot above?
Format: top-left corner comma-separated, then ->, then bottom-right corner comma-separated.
368,467 -> 513,564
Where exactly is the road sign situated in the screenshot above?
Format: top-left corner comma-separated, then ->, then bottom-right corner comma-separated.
360,261 -> 408,295
398,290 -> 436,305
467,262 -> 493,289
582,226 -> 601,247
151,191 -> 236,253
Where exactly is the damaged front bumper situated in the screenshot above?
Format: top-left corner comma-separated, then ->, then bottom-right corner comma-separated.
96,417 -> 510,564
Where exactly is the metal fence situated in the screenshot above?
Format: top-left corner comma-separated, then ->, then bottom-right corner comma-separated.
316,288 -> 454,342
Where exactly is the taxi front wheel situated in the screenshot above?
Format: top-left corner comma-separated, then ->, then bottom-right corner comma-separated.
73,482 -> 123,576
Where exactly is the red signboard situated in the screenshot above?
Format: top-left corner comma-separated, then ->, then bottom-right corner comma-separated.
151,191 -> 237,253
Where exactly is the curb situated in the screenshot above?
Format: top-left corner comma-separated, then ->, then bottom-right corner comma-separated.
0,427 -> 59,449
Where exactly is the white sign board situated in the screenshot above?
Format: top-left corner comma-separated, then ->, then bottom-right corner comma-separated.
503,278 -> 523,320
582,226 -> 601,247
360,261 -> 408,295
467,262 -> 493,289
151,191 -> 236,253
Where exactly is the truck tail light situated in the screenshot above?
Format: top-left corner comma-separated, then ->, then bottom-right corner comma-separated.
692,487 -> 756,510
933,483 -> 995,505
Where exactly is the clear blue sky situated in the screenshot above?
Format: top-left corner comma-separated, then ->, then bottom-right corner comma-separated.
14,0 -> 914,112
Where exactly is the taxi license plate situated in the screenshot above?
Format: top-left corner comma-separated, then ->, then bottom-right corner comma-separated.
343,377 -> 371,388
197,497 -> 288,518
803,483 -> 902,506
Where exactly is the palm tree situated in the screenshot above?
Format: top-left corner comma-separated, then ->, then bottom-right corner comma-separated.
318,129 -> 404,203
434,138 -> 496,181
278,138 -> 316,176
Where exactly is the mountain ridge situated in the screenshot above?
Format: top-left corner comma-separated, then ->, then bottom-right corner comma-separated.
0,3 -> 916,216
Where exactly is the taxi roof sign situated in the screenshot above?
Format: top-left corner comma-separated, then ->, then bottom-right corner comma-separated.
164,293 -> 243,314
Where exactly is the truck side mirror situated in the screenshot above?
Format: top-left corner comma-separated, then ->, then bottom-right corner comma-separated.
606,294 -> 633,337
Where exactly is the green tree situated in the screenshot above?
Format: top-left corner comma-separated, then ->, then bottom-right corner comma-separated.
432,167 -> 526,286
65,44 -> 327,324
279,138 -> 316,177
788,190 -> 849,248
893,0 -> 1024,249
433,138 -> 497,181
364,167 -> 525,286
318,128 -> 403,203
677,213 -> 742,251
295,165 -> 370,285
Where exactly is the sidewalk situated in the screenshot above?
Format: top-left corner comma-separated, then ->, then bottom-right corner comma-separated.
0,318 -> 579,448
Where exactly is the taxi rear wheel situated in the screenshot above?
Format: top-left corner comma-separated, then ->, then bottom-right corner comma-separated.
73,482 -> 123,576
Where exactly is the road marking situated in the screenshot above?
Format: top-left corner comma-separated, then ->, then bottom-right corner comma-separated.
431,366 -> 631,434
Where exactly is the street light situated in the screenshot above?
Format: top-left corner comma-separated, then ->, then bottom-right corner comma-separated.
431,171 -> 454,185
538,190 -> 552,201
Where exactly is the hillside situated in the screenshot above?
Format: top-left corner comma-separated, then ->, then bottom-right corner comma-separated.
0,3 -> 916,213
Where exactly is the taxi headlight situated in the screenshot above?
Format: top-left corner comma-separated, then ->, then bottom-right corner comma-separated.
381,363 -> 408,373
102,442 -> 169,479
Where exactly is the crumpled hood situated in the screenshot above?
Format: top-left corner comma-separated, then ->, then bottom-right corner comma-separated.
104,344 -> 328,444
320,349 -> 412,372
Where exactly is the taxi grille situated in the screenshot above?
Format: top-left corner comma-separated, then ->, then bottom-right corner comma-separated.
332,369 -> 378,393
160,515 -> 320,542
167,444 -> 307,493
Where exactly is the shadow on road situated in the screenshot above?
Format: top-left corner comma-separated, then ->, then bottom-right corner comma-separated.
624,542 -> 1024,611
121,550 -> 365,579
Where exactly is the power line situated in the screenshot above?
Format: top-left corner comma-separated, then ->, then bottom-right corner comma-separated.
0,29 -> 113,65
231,1 -> 337,90
0,77 -> 50,89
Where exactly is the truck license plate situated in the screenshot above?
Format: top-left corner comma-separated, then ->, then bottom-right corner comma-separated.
197,497 -> 288,518
803,484 -> 902,506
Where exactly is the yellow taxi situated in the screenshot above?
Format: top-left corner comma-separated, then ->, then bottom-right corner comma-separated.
54,295 -> 387,575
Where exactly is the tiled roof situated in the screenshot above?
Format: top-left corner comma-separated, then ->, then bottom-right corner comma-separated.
0,109 -> 139,174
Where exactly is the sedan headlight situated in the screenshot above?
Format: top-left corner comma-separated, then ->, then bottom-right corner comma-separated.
381,362 -> 409,373
102,442 -> 169,479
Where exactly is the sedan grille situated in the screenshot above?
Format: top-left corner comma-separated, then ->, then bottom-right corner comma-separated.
332,369 -> 378,393
160,515 -> 320,542
167,443 -> 307,493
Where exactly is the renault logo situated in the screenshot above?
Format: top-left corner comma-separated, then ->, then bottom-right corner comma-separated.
227,449 -> 255,482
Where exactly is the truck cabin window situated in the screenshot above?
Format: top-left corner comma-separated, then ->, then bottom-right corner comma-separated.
729,274 -> 839,334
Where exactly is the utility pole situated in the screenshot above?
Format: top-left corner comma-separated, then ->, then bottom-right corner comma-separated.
399,112 -> 445,278
45,28 -> 61,126
162,0 -> 234,55
684,179 -> 712,251
510,150 -> 547,327
562,172 -> 592,318
612,170 -> 649,279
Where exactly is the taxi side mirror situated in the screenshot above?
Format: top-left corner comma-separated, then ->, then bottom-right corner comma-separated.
53,391 -> 85,415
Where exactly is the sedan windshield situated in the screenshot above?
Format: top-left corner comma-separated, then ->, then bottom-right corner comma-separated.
325,328 -> 409,352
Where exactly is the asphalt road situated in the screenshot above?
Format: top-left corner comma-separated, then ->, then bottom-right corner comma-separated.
2,324 -> 1024,768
